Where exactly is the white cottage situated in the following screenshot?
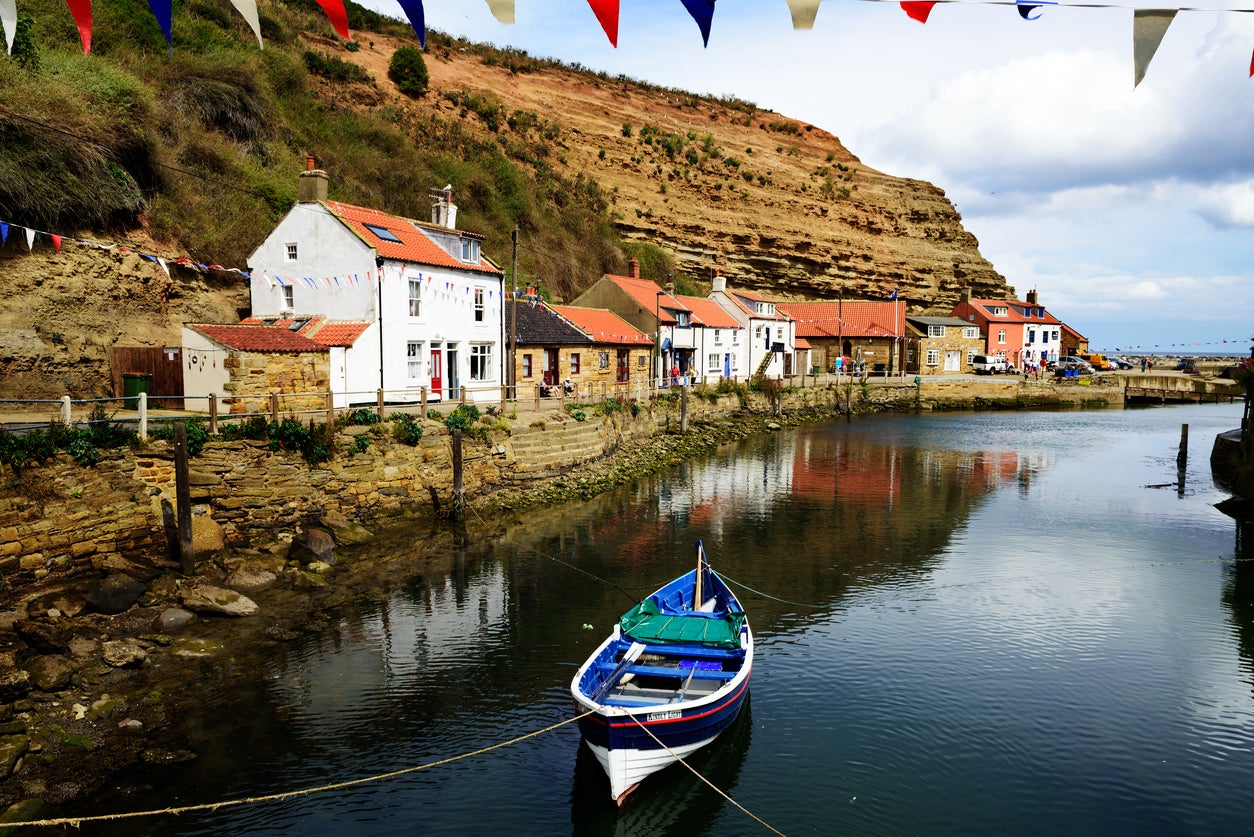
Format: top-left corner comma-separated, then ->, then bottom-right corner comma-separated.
709,277 -> 797,378
247,160 -> 505,406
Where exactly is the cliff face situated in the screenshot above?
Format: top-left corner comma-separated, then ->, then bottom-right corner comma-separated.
403,41 -> 1010,306
0,33 -> 1010,399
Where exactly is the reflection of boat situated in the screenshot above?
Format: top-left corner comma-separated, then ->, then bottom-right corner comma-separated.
571,698 -> 753,836
570,541 -> 753,803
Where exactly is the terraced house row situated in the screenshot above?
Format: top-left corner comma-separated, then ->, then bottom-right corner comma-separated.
178,161 -> 1084,411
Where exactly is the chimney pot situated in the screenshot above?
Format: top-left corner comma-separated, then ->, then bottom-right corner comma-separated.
306,155 -> 315,171
628,257 -> 640,279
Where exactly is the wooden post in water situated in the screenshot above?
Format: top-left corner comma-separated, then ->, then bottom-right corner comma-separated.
1178,423 -> 1189,468
451,428 -> 464,520
680,384 -> 688,434
173,423 -> 194,574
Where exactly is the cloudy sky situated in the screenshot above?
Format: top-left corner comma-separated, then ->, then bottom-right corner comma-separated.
368,0 -> 1254,353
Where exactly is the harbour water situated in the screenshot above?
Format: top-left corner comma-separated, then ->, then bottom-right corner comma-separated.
90,402 -> 1253,835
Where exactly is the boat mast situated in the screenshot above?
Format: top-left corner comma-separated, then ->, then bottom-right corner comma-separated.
694,540 -> 704,609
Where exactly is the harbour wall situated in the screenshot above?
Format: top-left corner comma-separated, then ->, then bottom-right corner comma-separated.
0,376 -> 1136,603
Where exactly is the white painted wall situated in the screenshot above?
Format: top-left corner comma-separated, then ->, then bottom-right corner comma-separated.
180,327 -> 231,412
248,206 -> 505,404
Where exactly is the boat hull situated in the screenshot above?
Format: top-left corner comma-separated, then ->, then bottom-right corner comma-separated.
575,666 -> 751,802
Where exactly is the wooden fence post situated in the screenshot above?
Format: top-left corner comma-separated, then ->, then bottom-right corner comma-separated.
421,387 -> 427,414
269,393 -> 279,423
60,395 -> 71,425
173,423 -> 194,574
680,384 -> 688,434
325,391 -> 335,432
209,393 -> 219,435
138,392 -> 148,441
452,428 -> 464,520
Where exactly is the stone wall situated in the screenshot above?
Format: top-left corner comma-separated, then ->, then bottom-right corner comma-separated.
223,350 -> 330,414
0,376 -> 1140,603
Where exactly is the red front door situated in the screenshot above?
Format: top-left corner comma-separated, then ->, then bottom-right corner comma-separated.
430,349 -> 443,398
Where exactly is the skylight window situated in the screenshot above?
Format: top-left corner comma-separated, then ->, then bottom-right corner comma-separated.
364,223 -> 403,243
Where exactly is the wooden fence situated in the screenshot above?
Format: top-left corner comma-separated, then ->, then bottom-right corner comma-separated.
108,347 -> 185,409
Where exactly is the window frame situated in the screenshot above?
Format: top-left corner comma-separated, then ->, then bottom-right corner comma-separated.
470,344 -> 492,381
409,279 -> 422,317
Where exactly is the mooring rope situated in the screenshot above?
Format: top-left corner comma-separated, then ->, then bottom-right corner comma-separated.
627,714 -> 787,836
714,569 -> 829,609
526,548 -> 645,605
2,711 -> 596,829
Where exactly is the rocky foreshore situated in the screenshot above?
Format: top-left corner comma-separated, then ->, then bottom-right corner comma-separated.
0,405 -> 839,827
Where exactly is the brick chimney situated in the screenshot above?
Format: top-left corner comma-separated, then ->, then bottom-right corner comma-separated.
627,257 -> 640,279
298,156 -> 328,203
1026,288 -> 1038,305
960,285 -> 972,304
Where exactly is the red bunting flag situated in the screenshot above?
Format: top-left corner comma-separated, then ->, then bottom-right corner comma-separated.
51,234 -> 62,251
900,1 -> 936,23
314,0 -> 350,40
1249,47 -> 1253,77
64,0 -> 92,54
586,0 -> 619,47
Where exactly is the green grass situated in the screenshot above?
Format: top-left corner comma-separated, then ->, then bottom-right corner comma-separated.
0,0 -> 655,296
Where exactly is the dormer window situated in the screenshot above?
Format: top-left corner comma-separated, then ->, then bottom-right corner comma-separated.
460,239 -> 480,263
992,306 -> 1008,316
675,311 -> 691,327
755,302 -> 775,316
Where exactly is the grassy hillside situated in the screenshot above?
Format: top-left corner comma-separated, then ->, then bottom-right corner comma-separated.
0,0 -> 669,298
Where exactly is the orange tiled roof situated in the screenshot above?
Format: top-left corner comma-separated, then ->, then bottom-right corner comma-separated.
324,201 -> 502,276
551,305 -> 653,346
675,295 -> 741,329
190,324 -> 325,353
968,298 -> 1061,325
776,301 -> 905,339
238,315 -> 372,347
601,274 -> 686,325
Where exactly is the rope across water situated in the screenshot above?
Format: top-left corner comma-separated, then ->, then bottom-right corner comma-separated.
1,712 -> 596,829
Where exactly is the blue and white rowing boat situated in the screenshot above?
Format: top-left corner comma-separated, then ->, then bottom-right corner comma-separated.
571,541 -> 753,803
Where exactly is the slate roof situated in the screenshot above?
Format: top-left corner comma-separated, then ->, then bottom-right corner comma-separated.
323,201 -> 502,276
775,301 -> 906,339
551,306 -> 653,345
725,289 -> 790,321
508,300 -> 591,345
189,324 -> 326,353
906,315 -> 971,328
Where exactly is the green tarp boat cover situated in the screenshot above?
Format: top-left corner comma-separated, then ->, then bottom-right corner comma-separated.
620,599 -> 745,649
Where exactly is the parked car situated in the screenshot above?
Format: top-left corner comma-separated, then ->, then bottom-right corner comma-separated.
1054,359 -> 1095,377
971,354 -> 1007,374
1109,357 -> 1134,370
1176,357 -> 1197,373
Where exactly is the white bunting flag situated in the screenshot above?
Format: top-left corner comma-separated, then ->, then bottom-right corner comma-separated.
228,0 -> 264,48
1,0 -> 16,55
484,0 -> 515,24
1133,9 -> 1177,88
785,0 -> 821,29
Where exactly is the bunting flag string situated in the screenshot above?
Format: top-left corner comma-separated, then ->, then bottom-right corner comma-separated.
17,0 -> 1253,84
0,217 -> 253,279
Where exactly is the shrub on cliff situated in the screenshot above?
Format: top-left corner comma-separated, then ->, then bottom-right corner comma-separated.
389,46 -> 429,97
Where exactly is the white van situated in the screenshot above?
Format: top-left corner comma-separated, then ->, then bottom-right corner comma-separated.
971,354 -> 1007,374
